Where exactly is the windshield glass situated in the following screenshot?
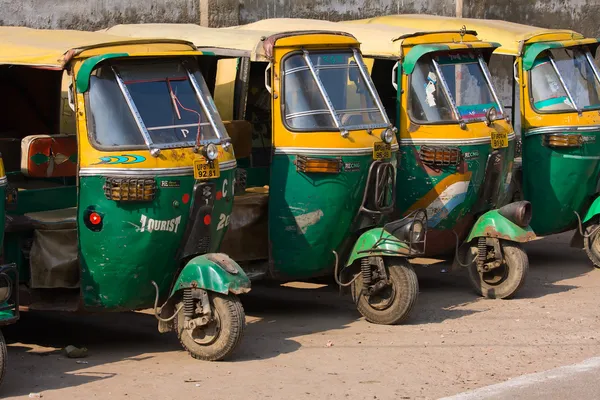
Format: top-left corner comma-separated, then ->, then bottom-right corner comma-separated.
283,50 -> 386,131
409,52 -> 501,123
531,47 -> 600,112
88,58 -> 227,148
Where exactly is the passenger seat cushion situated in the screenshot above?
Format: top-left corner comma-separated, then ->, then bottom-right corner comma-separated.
24,207 -> 77,230
21,135 -> 77,178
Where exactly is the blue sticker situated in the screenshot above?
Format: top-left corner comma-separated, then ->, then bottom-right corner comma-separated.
94,154 -> 146,165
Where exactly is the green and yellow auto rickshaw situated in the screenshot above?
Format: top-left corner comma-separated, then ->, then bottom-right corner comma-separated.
236,18 -> 535,299
372,16 -> 600,268
104,23 -> 428,325
0,157 -> 18,385
0,27 -> 250,361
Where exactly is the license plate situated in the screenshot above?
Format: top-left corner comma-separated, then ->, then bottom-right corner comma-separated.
373,142 -> 392,160
193,158 -> 220,180
491,131 -> 509,149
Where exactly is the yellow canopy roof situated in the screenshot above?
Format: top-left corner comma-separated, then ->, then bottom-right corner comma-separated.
0,26 -> 195,68
356,15 -> 584,56
103,23 -> 357,61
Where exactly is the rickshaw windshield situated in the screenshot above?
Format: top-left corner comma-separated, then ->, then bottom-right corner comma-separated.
87,58 -> 228,149
531,47 -> 600,113
409,52 -> 502,124
283,49 -> 387,131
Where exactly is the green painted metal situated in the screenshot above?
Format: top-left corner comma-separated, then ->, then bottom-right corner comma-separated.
521,130 -> 600,235
403,44 -> 451,74
170,254 -> 251,295
10,186 -> 77,215
345,227 -> 411,267
0,184 -> 17,327
583,196 -> 600,224
76,53 -> 129,93
78,170 -> 235,310
268,154 -> 374,280
465,209 -> 535,243
522,42 -> 564,71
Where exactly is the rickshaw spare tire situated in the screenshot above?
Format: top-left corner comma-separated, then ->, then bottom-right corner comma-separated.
583,223 -> 600,268
467,241 -> 528,299
352,259 -> 419,325
175,292 -> 245,361
0,330 -> 6,386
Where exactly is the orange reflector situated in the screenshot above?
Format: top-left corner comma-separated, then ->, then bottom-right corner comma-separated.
296,156 -> 341,174
545,134 -> 583,147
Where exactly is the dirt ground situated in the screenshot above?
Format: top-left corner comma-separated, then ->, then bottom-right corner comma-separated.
3,231 -> 600,400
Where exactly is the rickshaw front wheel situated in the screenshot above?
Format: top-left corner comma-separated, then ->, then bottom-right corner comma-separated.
175,292 -> 245,361
352,259 -> 419,325
583,224 -> 600,268
467,241 -> 528,299
0,330 -> 6,386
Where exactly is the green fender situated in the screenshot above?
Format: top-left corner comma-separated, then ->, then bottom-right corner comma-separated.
170,253 -> 251,296
465,210 -> 536,243
582,196 -> 600,224
345,228 -> 411,267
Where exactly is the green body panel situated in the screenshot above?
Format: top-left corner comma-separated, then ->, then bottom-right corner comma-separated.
0,184 -> 17,326
76,53 -> 129,93
522,40 -> 600,71
345,227 -> 411,267
170,254 -> 250,295
268,154 -> 373,280
521,130 -> 600,235
9,186 -> 77,215
395,139 -> 516,256
402,43 -> 500,74
78,170 -> 235,311
583,196 -> 600,224
465,209 -> 535,243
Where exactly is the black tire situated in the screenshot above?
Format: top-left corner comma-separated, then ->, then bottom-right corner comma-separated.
175,293 -> 245,361
352,259 -> 419,325
468,241 -> 528,299
0,330 -> 6,386
583,224 -> 600,268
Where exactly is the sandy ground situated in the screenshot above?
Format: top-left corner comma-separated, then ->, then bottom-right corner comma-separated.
2,231 -> 600,400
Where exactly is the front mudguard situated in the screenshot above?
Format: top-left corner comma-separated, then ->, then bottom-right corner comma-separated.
465,210 -> 536,244
158,253 -> 250,333
170,253 -> 251,296
345,227 -> 412,267
570,196 -> 600,248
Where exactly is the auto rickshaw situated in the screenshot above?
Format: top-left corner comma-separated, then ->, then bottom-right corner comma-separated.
104,23 -> 428,325
368,15 -> 600,267
0,157 -> 18,385
236,18 -> 535,299
0,27 -> 250,361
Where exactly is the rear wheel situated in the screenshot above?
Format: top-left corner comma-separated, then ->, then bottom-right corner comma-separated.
0,330 -> 6,386
352,259 -> 418,325
467,241 -> 528,299
583,224 -> 600,268
175,292 -> 245,361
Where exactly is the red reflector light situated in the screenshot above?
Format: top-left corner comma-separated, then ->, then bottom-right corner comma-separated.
203,215 -> 211,225
90,212 -> 102,225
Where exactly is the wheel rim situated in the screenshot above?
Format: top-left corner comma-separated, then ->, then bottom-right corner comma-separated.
186,303 -> 221,346
480,263 -> 509,286
590,226 -> 600,259
366,282 -> 396,311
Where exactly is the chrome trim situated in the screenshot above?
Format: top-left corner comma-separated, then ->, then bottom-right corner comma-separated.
186,67 -> 224,140
286,109 -> 330,119
0,176 -> 7,186
80,160 -> 237,177
147,122 -> 211,131
302,50 -> 342,130
112,66 -> 153,149
525,126 -> 600,136
352,47 -> 393,128
586,51 -> 600,89
399,133 -> 516,146
274,144 -> 399,156
548,53 -> 579,113
432,58 -> 463,124
478,54 -> 506,117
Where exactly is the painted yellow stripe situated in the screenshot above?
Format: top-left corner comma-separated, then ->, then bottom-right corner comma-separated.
408,171 -> 473,211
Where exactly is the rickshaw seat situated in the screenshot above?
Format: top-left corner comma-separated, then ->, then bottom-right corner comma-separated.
223,120 -> 252,159
21,135 -> 77,178
24,207 -> 77,230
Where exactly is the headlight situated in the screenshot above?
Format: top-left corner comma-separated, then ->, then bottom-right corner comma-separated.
410,220 -> 425,242
0,273 -> 11,304
380,128 -> 394,144
485,107 -> 498,126
204,144 -> 219,161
